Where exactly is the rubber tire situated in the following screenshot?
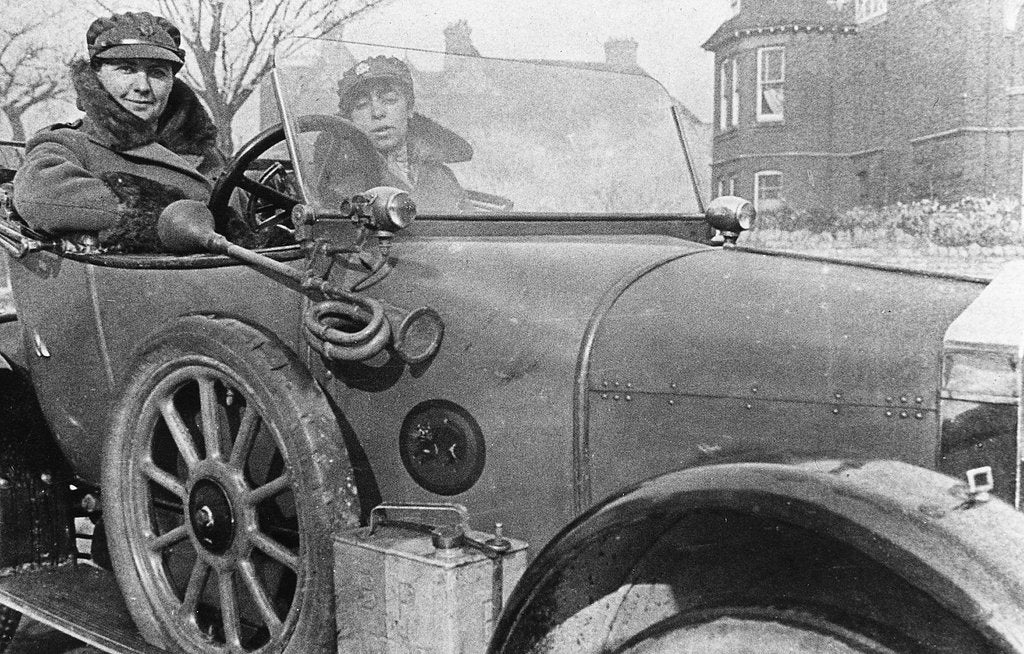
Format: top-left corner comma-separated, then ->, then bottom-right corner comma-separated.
613,511 -> 991,653
102,316 -> 359,654
615,610 -> 899,654
501,510 -> 994,653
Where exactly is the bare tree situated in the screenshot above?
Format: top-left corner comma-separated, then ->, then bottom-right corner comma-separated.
141,0 -> 392,150
0,19 -> 73,142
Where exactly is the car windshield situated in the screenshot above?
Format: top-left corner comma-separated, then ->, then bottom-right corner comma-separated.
271,36 -> 704,216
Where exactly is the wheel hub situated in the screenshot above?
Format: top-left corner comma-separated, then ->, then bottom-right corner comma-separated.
188,479 -> 236,555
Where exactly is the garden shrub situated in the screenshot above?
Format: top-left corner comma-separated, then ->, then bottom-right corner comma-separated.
835,205 -> 898,242
753,199 -> 795,231
756,196 -> 1023,247
899,196 -> 1021,247
797,207 -> 841,237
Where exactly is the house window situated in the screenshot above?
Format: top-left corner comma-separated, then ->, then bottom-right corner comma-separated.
754,170 -> 783,209
757,47 -> 784,122
856,170 -> 870,205
717,175 -> 736,197
718,57 -> 739,130
718,60 -> 728,130
856,0 -> 887,22
731,59 -> 739,127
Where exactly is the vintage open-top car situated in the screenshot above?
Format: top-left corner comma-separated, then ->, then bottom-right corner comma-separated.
0,36 -> 1022,654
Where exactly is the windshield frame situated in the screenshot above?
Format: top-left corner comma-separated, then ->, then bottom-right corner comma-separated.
271,36 -> 707,219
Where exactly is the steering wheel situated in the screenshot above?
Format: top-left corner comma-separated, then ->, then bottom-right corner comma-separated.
208,114 -> 382,242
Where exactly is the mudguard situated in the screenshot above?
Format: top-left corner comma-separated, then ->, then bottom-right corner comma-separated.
490,460 -> 1024,652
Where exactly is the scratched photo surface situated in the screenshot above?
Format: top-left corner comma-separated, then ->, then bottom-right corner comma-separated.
1,1 -> 1022,653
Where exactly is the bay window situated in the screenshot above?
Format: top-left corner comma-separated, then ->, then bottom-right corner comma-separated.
757,46 -> 785,122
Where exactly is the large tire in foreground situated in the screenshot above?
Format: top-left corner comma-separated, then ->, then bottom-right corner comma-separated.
103,316 -> 359,654
495,462 -> 1024,654
605,511 -> 988,653
504,510 -> 993,653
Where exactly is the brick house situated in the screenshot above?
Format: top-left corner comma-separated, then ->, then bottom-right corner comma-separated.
703,0 -> 1024,215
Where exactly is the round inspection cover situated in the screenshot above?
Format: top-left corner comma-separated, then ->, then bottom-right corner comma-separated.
399,399 -> 485,496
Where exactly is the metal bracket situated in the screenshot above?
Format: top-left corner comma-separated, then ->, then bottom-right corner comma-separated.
966,466 -> 994,503
367,502 -> 512,558
0,219 -> 48,258
368,502 -> 469,535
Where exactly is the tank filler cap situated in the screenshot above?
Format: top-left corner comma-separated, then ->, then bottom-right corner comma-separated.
431,525 -> 466,550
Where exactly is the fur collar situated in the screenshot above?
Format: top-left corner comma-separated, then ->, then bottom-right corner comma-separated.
70,58 -> 219,155
408,112 -> 472,164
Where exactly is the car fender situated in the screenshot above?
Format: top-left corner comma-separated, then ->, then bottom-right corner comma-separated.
579,248 -> 983,509
490,459 -> 1024,652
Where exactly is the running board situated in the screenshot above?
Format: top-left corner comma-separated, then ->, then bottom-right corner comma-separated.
0,565 -> 167,654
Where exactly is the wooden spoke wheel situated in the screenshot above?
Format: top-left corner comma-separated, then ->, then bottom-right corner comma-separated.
103,316 -> 358,654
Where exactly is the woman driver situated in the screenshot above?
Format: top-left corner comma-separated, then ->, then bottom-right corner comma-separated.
318,55 -> 471,214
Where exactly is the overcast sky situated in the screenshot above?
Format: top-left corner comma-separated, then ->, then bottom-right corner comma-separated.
346,0 -> 732,121
12,0 -> 732,132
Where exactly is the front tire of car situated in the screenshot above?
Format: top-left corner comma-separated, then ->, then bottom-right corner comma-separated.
498,509 -> 996,654
103,315 -> 359,654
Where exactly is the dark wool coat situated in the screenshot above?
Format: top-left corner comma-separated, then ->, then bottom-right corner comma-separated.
313,113 -> 469,215
13,59 -> 226,252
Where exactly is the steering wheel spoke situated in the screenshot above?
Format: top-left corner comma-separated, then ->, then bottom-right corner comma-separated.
234,175 -> 299,212
208,115 -> 382,241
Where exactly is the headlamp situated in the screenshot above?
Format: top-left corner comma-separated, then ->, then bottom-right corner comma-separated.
345,187 -> 416,234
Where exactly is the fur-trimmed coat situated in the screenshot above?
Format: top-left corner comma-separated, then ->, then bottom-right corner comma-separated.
13,59 -> 226,252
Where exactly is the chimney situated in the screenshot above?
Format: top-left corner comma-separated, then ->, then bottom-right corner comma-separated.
444,20 -> 478,56
604,38 -> 638,70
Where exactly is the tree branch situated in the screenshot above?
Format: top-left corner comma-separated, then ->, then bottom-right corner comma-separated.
0,11 -> 75,136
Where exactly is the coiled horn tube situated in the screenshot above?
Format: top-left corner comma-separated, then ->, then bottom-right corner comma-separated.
155,207 -> 398,363
302,280 -> 391,362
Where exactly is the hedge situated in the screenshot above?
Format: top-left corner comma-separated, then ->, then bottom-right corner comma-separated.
753,197 -> 1024,247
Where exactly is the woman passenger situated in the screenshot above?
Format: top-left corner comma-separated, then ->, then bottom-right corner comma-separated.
13,12 -> 225,253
